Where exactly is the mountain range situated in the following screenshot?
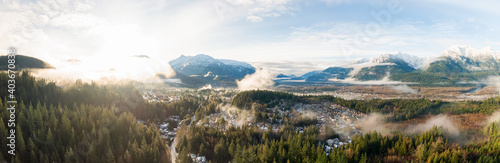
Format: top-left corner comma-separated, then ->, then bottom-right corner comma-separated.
164,45 -> 500,87
288,45 -> 500,85
8,45 -> 500,87
168,54 -> 255,86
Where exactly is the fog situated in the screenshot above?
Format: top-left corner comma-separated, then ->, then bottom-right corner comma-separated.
357,113 -> 390,134
390,84 -> 418,94
487,111 -> 500,124
405,114 -> 459,136
236,69 -> 276,90
220,104 -> 252,127
346,62 -> 395,78
421,58 -> 444,70
482,76 -> 500,93
329,72 -> 416,85
299,110 -> 319,120
31,56 -> 176,84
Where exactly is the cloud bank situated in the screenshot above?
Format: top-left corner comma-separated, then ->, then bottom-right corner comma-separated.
236,69 -> 276,90
406,114 -> 459,136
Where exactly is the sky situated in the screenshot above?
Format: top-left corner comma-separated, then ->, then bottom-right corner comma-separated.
1,0 -> 500,77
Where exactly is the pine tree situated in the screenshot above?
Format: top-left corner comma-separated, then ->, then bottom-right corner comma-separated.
123,150 -> 133,163
27,138 -> 37,162
228,141 -> 236,157
198,143 -> 205,156
177,147 -> 191,163
106,148 -> 115,163
63,147 -> 74,163
0,117 -> 8,149
16,125 -> 26,159
359,153 -> 367,163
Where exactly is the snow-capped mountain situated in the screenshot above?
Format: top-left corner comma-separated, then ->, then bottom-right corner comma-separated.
440,45 -> 500,61
339,52 -> 427,81
352,58 -> 371,64
352,52 -> 428,69
371,52 -> 428,69
219,59 -> 254,70
428,45 -> 500,72
169,46 -> 500,86
169,54 -> 256,81
298,46 -> 500,83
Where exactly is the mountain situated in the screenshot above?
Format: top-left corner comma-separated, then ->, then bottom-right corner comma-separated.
372,52 -> 427,69
300,71 -> 321,79
425,45 -> 500,73
0,55 -> 54,70
393,45 -> 500,84
276,74 -> 298,79
350,52 -> 425,80
168,54 -> 255,83
169,46 -> 500,86
296,53 -> 427,82
305,67 -> 352,81
295,46 -> 500,85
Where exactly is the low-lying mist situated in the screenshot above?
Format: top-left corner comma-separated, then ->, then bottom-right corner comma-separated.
236,69 -> 276,91
390,84 -> 418,94
31,56 -> 176,84
356,113 -> 390,134
487,111 -> 500,124
356,111 -> 500,140
219,104 -> 252,127
405,114 -> 460,136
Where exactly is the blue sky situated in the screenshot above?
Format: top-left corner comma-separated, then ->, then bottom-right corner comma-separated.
2,0 -> 500,76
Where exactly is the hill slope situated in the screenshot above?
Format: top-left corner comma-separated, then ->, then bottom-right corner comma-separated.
0,55 -> 54,70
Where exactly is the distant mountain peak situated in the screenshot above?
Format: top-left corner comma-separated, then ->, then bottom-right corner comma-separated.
168,54 -> 255,82
194,54 -> 215,59
356,52 -> 427,69
352,58 -> 370,64
440,45 -> 500,60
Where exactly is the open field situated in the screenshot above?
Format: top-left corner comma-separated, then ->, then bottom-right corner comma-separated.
279,85 -> 500,101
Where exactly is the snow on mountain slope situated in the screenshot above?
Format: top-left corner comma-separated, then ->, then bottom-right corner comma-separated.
440,45 -> 500,61
371,52 -> 428,69
352,58 -> 371,64
220,59 -> 254,69
168,54 -> 256,80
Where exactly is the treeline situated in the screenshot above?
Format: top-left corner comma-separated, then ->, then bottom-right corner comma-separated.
176,121 -> 500,163
232,90 -> 445,122
451,96 -> 500,114
0,101 -> 168,162
140,95 -> 220,122
231,90 -> 296,109
176,123 -> 322,163
331,98 -> 444,122
0,72 -> 169,162
0,71 -> 148,114
233,90 -> 500,122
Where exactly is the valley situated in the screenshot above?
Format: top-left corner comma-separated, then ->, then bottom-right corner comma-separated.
4,0 -> 500,162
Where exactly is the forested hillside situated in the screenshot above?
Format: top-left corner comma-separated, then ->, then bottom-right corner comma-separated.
1,73 -> 500,163
0,72 -> 169,162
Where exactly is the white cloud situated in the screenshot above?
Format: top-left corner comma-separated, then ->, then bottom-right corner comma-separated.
221,0 -> 296,22
321,0 -> 351,5
250,60 -> 347,76
421,0 -> 500,16
246,15 -> 263,22
237,69 -> 276,90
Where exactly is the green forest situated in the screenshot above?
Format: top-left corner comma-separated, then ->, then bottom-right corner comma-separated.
1,73 -> 500,162
0,72 -> 169,162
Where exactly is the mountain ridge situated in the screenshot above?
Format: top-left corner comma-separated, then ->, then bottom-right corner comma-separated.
168,54 -> 256,85
286,45 -> 500,85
